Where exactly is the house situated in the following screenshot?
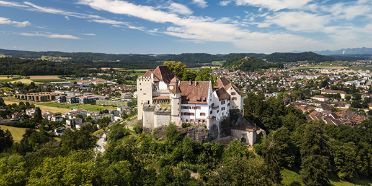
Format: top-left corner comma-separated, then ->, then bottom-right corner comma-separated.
321,89 -> 346,99
54,127 -> 65,136
137,66 -> 243,138
25,108 -> 36,116
311,95 -> 329,102
65,118 -> 83,129
48,114 -> 64,122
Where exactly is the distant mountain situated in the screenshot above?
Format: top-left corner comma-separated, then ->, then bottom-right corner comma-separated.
223,56 -> 282,71
317,47 -> 372,55
0,49 -> 348,65
264,52 -> 334,63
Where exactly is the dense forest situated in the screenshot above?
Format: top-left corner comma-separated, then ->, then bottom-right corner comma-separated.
265,52 -> 334,63
223,56 -> 283,71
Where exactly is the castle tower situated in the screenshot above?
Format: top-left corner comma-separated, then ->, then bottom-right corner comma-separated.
169,76 -> 181,126
137,73 -> 154,121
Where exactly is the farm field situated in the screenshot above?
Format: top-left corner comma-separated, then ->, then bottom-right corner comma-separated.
0,125 -> 27,142
0,75 -> 63,84
3,96 -> 115,113
281,169 -> 372,186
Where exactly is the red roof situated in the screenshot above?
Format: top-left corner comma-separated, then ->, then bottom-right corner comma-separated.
179,81 -> 210,104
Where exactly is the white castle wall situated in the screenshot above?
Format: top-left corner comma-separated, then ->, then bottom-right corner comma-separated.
154,113 -> 171,128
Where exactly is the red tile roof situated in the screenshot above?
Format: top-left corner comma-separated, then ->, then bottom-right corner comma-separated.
179,81 -> 210,104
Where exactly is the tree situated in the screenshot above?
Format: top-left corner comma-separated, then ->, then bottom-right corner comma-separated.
0,97 -> 5,107
0,154 -> 26,186
301,155 -> 330,186
61,125 -> 97,151
33,107 -> 42,122
300,123 -> 330,157
207,156 -> 273,186
0,129 -> 13,152
163,61 -> 186,78
300,123 -> 330,185
181,69 -> 197,81
260,127 -> 298,181
95,160 -> 132,185
332,142 -> 359,180
28,152 -> 95,186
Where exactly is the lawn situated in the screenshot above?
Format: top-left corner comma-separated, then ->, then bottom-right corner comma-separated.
281,169 -> 372,186
0,125 -> 27,142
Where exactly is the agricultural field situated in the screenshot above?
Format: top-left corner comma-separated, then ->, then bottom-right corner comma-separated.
3,96 -> 115,113
37,102 -> 116,112
281,169 -> 372,186
29,75 -> 63,83
0,125 -> 27,142
0,75 -> 64,84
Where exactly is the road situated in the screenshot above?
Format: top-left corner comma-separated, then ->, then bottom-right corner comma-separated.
95,133 -> 107,154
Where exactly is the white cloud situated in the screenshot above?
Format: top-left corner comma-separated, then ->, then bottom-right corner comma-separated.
191,0 -> 208,8
325,1 -> 371,20
219,0 -> 231,6
20,32 -> 80,40
83,33 -> 96,36
0,17 -> 31,27
231,0 -> 312,11
0,0 -> 27,8
261,12 -> 329,32
78,0 -> 326,52
0,1 -> 136,28
167,2 -> 193,15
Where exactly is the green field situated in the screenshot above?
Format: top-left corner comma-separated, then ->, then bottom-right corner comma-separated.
0,125 -> 27,142
281,169 -> 372,186
4,96 -> 116,113
36,102 -> 116,112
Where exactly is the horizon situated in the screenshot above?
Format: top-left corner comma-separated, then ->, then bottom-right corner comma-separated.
1,0 -> 372,53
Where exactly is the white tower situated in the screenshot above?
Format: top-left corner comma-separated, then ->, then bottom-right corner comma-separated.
137,74 -> 153,121
169,77 -> 181,126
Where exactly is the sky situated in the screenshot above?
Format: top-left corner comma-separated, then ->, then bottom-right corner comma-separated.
0,0 -> 372,54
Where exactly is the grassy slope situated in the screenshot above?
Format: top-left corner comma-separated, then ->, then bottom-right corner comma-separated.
0,125 -> 27,142
281,169 -> 372,186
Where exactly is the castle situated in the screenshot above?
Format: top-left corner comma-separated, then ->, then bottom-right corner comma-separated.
137,66 -> 243,135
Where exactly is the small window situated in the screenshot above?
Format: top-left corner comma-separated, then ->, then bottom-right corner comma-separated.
232,97 -> 237,100
231,92 -> 236,95
221,107 -> 225,111
200,112 -> 206,116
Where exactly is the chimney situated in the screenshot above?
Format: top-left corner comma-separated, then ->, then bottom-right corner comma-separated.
189,80 -> 192,85
194,81 -> 198,86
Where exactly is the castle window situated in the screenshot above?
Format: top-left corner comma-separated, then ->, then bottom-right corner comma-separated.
232,97 -> 237,100
210,111 -> 212,114
221,100 -> 225,104
200,112 -> 206,116
231,92 -> 236,95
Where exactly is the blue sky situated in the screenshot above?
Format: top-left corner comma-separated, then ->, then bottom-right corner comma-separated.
0,0 -> 371,54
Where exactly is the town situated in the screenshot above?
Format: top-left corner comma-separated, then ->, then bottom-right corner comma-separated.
1,53 -> 372,185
